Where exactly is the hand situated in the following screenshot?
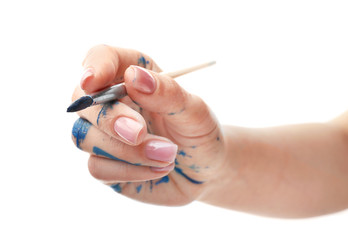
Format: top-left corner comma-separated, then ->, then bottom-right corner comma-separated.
71,45 -> 225,206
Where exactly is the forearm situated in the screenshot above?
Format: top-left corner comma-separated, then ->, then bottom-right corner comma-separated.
199,122 -> 348,218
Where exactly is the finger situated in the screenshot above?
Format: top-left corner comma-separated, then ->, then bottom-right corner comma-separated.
88,155 -> 175,182
124,66 -> 218,140
80,45 -> 161,94
71,118 -> 178,167
72,85 -> 146,145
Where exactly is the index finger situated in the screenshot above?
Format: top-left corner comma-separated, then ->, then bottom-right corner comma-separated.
80,45 -> 161,94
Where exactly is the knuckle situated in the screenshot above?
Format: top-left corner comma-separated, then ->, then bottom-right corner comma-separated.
89,44 -> 112,54
96,111 -> 116,136
88,156 -> 104,180
83,44 -> 115,65
192,94 -> 209,114
186,94 -> 217,135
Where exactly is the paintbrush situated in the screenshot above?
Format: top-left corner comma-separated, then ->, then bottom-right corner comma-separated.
67,61 -> 216,112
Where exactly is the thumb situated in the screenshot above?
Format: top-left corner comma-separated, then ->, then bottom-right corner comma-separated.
124,66 -> 218,138
80,45 -> 160,94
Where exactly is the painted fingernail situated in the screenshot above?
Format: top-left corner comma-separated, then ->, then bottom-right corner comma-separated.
114,117 -> 143,144
80,68 -> 94,89
151,163 -> 175,172
131,66 -> 156,93
145,140 -> 178,163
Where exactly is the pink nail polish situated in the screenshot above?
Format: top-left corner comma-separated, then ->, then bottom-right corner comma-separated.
114,117 -> 143,144
80,68 -> 94,88
145,140 -> 178,162
151,163 -> 175,172
132,66 -> 156,93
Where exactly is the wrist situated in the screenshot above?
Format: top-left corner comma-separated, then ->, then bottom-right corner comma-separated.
197,125 -> 239,205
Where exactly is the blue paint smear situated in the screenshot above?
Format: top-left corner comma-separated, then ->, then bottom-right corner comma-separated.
96,101 -> 118,125
110,183 -> 122,193
217,136 -> 220,141
149,180 -> 153,192
93,146 -> 141,166
138,56 -> 150,68
189,164 -> 200,173
178,150 -> 192,158
147,121 -> 152,134
72,118 -> 92,149
147,126 -> 153,134
167,108 -> 185,116
174,167 -> 204,184
115,76 -> 124,81
132,99 -> 141,106
155,175 -> 170,185
136,184 -> 143,193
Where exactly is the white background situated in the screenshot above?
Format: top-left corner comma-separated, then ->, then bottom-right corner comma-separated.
1,0 -> 348,239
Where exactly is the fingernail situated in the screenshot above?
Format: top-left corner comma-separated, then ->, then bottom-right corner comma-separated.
114,117 -> 143,144
145,140 -> 178,163
151,163 -> 175,172
131,66 -> 156,93
80,68 -> 94,89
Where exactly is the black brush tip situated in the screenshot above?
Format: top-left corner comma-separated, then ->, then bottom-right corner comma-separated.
67,96 -> 93,112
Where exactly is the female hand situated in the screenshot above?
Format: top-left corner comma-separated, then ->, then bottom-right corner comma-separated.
71,45 -> 225,206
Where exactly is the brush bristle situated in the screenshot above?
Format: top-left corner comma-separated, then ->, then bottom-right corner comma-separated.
67,96 -> 93,112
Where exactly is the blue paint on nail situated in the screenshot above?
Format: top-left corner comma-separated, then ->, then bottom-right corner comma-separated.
72,118 -> 92,149
136,184 -> 142,193
110,183 -> 122,193
178,150 -> 192,158
174,167 -> 204,184
138,56 -> 150,68
93,146 -> 142,166
155,175 -> 170,185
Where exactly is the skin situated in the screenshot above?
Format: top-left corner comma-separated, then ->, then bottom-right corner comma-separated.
71,45 -> 348,218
